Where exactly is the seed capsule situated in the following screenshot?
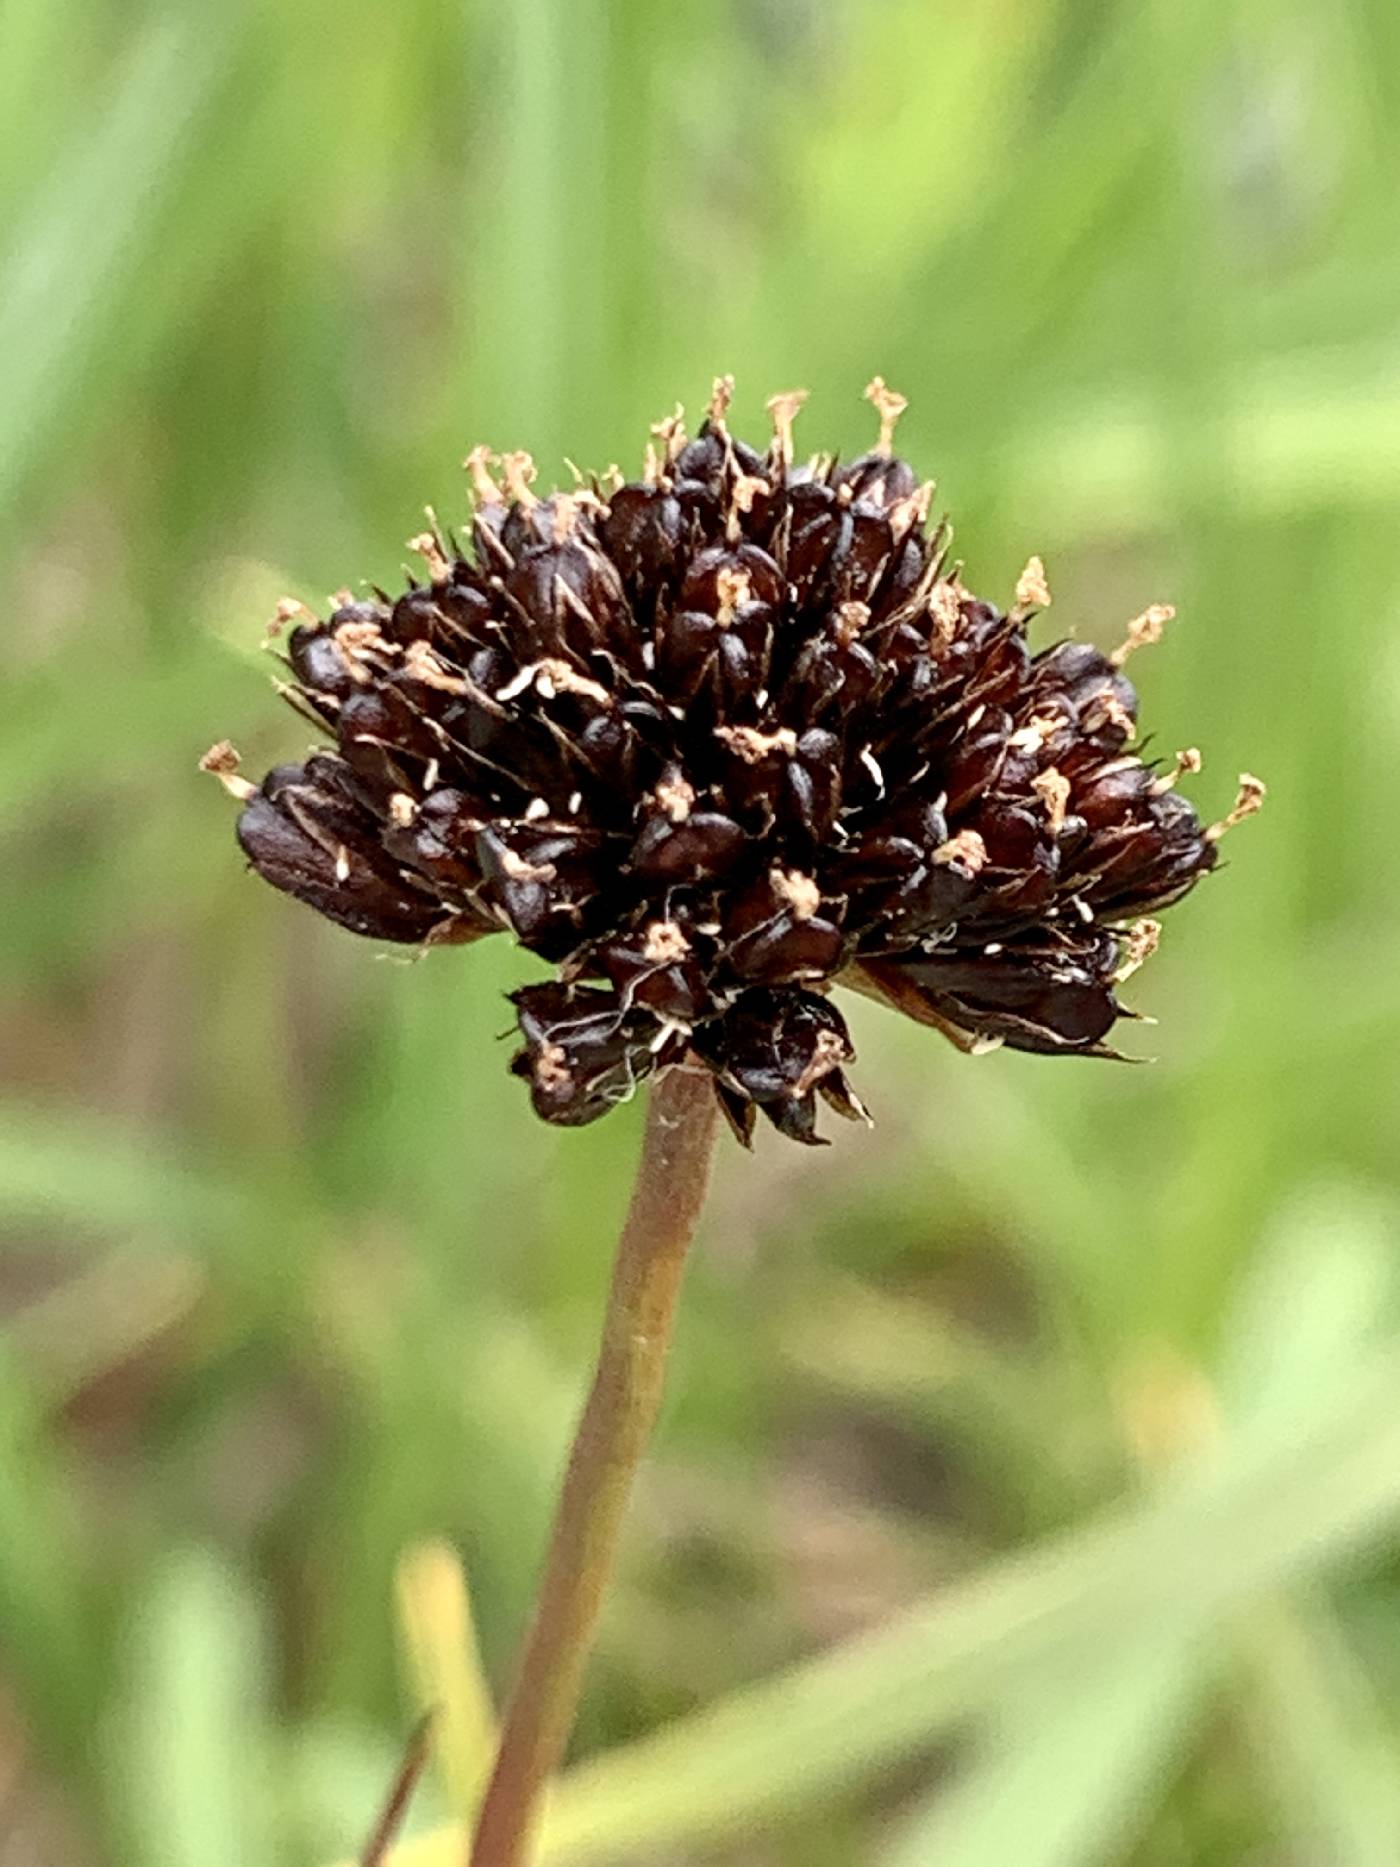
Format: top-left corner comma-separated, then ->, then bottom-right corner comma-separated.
210,383 -> 1254,1141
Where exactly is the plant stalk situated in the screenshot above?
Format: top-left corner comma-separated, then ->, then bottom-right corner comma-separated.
468,1062 -> 720,1866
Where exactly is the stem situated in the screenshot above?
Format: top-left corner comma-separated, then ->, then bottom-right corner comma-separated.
361,1714 -> 434,1867
469,1062 -> 720,1867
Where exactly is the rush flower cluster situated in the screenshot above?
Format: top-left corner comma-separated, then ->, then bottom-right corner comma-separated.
206,379 -> 1260,1143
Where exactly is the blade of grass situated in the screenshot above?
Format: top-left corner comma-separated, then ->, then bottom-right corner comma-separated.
6,1247 -> 203,1410
0,1101 -> 275,1254
395,1541 -> 497,1825
1238,1598 -> 1400,1867
357,1331 -> 1400,1866
877,1177 -> 1400,1865
1225,1181 -> 1400,1862
0,1345 -> 93,1761
0,16 -> 226,508
1001,353 -> 1400,540
109,1548 -> 275,1867
878,1633 -> 1209,1867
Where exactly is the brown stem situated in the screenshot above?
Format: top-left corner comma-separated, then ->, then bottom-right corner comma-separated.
468,1062 -> 720,1867
361,1714 -> 435,1867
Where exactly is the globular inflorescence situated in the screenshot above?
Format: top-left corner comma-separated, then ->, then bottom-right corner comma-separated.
205,378 -> 1261,1144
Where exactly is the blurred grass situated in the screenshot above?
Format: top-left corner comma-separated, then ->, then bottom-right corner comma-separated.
2,0 -> 1399,1862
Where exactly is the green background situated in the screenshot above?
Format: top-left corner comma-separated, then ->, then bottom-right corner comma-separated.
3,1 -> 1399,1862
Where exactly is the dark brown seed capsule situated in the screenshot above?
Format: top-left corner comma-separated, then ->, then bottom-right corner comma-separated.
209,383 -> 1259,1142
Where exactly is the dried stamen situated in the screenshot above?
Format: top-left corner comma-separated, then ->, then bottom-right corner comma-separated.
1112,603 -> 1175,668
888,480 -> 934,538
765,388 -> 808,470
650,404 -> 687,465
1032,767 -> 1071,834
1081,690 -> 1136,739
463,445 -> 503,507
1115,918 -> 1161,983
714,566 -> 752,628
199,740 -> 258,801
500,451 -> 539,508
550,493 -> 581,544
654,771 -> 695,823
407,526 -> 451,586
835,600 -> 870,647
1151,747 -> 1203,796
535,1041 -> 570,1090
772,869 -> 821,921
642,920 -> 691,964
499,847 -> 556,884
1206,773 -> 1267,841
864,375 -> 908,456
715,724 -> 797,764
933,828 -> 988,874
928,580 -> 962,646
270,595 -> 317,637
1008,712 -> 1066,754
403,640 -> 470,693
726,472 -> 770,543
533,658 -> 611,706
1013,555 -> 1052,616
793,1027 -> 849,1098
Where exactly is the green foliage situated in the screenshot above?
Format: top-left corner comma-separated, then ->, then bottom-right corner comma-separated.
2,1 -> 1397,1861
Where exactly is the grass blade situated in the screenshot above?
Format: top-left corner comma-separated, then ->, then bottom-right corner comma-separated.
359,1334 -> 1400,1864
395,1541 -> 497,1825
0,17 -> 226,505
879,1634 -> 1208,1867
109,1548 -> 274,1867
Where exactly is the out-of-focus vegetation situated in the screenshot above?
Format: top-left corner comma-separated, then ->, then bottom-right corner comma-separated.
2,1 -> 1399,1861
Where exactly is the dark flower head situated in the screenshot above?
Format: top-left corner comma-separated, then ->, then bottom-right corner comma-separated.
205,378 -> 1261,1145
